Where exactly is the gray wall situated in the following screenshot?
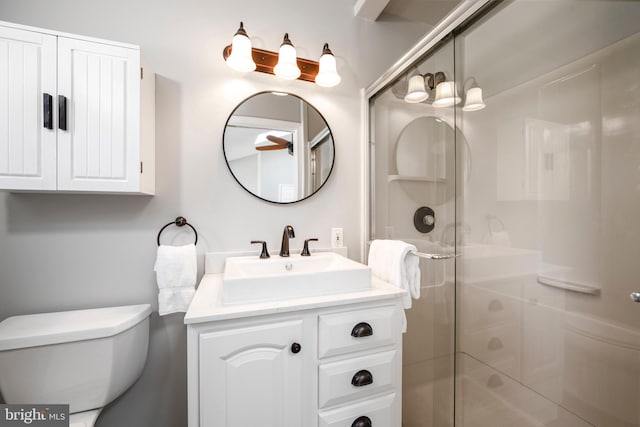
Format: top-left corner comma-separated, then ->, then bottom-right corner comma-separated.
0,1 -> 430,425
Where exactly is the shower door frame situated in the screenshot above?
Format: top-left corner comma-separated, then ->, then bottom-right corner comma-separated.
360,0 -> 493,258
361,1 -> 494,425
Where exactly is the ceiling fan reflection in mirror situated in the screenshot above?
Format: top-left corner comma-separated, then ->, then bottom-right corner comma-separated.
254,133 -> 294,155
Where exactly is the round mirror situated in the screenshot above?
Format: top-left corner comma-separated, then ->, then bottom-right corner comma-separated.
223,92 -> 335,204
394,116 -> 469,205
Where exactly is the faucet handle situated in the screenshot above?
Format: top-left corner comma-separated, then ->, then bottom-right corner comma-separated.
250,240 -> 270,259
301,238 -> 319,256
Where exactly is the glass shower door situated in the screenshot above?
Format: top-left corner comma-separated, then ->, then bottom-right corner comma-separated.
454,2 -> 640,426
368,36 -> 458,427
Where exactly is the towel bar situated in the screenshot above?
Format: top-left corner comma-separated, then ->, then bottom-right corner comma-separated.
157,216 -> 198,246
412,251 -> 457,260
366,240 -> 457,260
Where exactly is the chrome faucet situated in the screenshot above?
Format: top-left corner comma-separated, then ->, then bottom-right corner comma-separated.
280,225 -> 295,257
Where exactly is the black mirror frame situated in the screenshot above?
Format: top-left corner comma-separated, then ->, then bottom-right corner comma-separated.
222,91 -> 335,204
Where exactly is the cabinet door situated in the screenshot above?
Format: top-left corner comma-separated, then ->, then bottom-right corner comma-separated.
0,26 -> 57,190
199,319 -> 308,427
57,37 -> 140,192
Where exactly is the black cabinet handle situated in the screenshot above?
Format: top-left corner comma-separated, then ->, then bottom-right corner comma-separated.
58,95 -> 67,131
351,416 -> 372,427
351,370 -> 373,387
351,322 -> 373,338
291,342 -> 301,354
43,93 -> 53,129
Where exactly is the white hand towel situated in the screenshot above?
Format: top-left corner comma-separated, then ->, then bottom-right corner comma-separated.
154,244 -> 197,316
367,240 -> 420,332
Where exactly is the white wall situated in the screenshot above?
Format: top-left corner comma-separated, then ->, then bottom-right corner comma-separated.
0,0 -> 431,425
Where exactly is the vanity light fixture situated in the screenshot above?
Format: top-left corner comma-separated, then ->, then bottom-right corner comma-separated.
274,33 -> 301,80
315,43 -> 341,87
224,22 -> 256,73
223,22 -> 341,87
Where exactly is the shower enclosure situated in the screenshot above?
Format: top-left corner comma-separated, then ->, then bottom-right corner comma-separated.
366,1 -> 640,426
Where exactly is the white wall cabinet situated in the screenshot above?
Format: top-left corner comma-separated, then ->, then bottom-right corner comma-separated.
0,21 -> 154,194
188,301 -> 403,427
496,118 -> 569,201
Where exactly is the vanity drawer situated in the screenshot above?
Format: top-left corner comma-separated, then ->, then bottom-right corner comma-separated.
318,305 -> 401,359
461,323 -> 521,380
318,392 -> 398,427
318,350 -> 399,409
461,286 -> 520,332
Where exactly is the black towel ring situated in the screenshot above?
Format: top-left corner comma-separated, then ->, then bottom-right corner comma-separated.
157,216 -> 198,247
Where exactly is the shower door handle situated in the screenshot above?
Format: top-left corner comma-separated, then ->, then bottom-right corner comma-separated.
414,252 -> 458,260
630,292 -> 640,303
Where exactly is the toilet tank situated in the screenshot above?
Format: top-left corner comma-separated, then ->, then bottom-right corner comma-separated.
0,304 -> 151,414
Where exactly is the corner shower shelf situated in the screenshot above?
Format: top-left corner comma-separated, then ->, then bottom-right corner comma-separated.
537,275 -> 601,295
387,175 -> 446,184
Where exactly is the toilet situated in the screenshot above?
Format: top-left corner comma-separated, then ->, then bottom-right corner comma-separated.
0,304 -> 152,427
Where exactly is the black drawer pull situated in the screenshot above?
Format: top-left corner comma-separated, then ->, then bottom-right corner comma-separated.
351,416 -> 372,427
351,322 -> 373,338
351,370 -> 373,387
43,93 -> 53,129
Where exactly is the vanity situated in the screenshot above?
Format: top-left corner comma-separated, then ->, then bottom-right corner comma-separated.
185,251 -> 405,427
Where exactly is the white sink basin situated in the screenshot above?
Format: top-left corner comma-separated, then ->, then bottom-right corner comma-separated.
222,252 -> 372,305
461,243 -> 540,282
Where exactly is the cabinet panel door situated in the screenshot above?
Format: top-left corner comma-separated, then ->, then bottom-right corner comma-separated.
57,37 -> 140,192
199,319 -> 306,427
0,26 -> 56,190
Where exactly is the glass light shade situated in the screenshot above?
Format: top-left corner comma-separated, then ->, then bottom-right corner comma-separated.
274,36 -> 301,80
432,81 -> 461,108
225,27 -> 256,73
315,47 -> 341,88
462,87 -> 486,111
404,75 -> 428,103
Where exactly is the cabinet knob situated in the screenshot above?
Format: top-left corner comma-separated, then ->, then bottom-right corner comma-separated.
351,322 -> 373,338
351,416 -> 372,427
291,342 -> 302,354
351,370 -> 373,387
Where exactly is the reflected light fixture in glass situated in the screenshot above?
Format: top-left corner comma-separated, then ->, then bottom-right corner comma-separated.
404,75 -> 429,103
433,81 -> 461,108
225,22 -> 256,73
274,33 -> 301,80
462,87 -> 486,111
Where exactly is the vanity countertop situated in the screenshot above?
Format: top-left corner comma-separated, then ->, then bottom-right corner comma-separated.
184,273 -> 406,325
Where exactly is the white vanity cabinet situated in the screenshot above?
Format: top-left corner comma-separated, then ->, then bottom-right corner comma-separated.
186,277 -> 404,427
197,316 -> 312,427
0,21 -> 154,194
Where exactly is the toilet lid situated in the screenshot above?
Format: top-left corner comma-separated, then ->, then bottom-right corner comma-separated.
0,304 -> 151,351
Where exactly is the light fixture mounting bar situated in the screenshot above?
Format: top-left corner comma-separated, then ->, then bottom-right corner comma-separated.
223,45 -> 320,83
